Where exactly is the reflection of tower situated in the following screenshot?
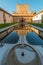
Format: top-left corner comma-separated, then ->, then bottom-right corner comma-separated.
16,4 -> 29,14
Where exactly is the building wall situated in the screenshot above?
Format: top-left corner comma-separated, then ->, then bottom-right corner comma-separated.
32,12 -> 43,23
5,13 -> 12,23
0,11 -> 4,24
16,4 -> 29,14
12,4 -> 34,22
0,9 -> 13,24
13,16 -> 33,22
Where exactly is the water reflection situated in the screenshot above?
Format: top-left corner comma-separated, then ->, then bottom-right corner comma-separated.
1,25 -> 43,45
1,31 -> 19,44
26,32 -> 43,45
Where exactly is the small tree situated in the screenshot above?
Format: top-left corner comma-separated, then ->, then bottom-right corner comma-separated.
34,12 -> 36,14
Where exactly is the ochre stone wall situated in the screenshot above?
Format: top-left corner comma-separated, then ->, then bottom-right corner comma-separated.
0,11 -> 4,24
0,9 -> 13,24
12,4 -> 34,22
16,4 -> 29,14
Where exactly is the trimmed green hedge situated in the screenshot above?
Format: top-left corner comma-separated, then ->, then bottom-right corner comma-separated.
0,22 -> 18,29
27,22 -> 43,28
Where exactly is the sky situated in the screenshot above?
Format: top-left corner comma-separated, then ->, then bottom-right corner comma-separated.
0,0 -> 43,14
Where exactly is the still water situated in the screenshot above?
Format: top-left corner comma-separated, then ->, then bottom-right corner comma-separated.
1,31 -> 43,45
1,31 -> 19,44
26,32 -> 43,45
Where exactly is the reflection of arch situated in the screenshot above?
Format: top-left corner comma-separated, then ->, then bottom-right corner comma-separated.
41,14 -> 43,23
3,13 -> 6,23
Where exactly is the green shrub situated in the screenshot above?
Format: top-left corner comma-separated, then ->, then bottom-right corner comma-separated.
0,22 -> 18,29
27,22 -> 43,28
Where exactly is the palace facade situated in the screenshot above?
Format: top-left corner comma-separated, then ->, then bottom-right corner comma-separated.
12,4 -> 34,22
0,4 -> 43,24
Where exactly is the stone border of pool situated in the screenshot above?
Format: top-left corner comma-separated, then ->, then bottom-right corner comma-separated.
27,24 -> 43,39
0,23 -> 19,33
0,23 -> 19,41
28,24 -> 43,32
0,43 -> 43,65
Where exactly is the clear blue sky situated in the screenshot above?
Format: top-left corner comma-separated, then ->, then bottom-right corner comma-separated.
0,0 -> 43,14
